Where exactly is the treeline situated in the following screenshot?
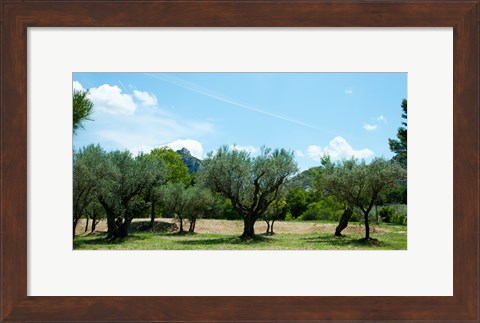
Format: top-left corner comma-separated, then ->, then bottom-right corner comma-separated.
74,144 -> 406,241
73,146 -> 211,239
201,185 -> 406,225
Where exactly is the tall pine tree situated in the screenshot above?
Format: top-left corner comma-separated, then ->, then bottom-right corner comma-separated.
389,99 -> 407,167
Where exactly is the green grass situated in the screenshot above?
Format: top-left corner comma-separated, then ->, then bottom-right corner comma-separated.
73,223 -> 407,250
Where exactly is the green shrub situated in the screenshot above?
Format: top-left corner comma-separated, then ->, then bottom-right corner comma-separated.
379,206 -> 395,223
298,210 -> 320,221
204,196 -> 241,220
284,212 -> 294,221
350,209 -> 363,222
298,198 -> 342,221
391,211 -> 407,225
334,209 -> 344,221
379,205 -> 407,225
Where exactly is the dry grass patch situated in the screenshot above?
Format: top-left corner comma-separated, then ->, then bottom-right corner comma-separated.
75,218 -> 390,236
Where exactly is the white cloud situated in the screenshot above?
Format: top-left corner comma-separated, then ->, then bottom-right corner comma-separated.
306,145 -> 324,160
377,115 -> 387,123
88,84 -> 137,115
133,90 -> 158,107
229,145 -> 257,154
295,150 -> 304,157
344,88 -> 353,95
129,144 -> 155,157
307,136 -> 374,161
363,123 -> 378,131
165,139 -> 204,159
73,81 -> 85,92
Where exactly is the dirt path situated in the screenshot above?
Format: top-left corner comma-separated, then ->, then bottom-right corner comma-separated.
75,218 -> 387,236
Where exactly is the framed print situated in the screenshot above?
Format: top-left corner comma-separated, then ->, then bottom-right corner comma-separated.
1,1 -> 478,322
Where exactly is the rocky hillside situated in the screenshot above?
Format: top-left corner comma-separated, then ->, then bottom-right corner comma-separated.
176,148 -> 202,173
287,167 -> 320,190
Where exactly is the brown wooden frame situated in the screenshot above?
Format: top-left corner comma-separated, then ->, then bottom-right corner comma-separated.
1,0 -> 478,322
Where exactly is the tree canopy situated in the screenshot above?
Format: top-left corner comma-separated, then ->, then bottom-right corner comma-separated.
93,149 -> 166,239
73,144 -> 105,234
149,147 -> 191,185
200,146 -> 298,238
139,147 -> 189,228
316,156 -> 406,239
161,183 -> 213,233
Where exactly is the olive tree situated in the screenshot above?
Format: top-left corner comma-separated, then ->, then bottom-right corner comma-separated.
96,150 -> 166,239
200,146 -> 298,239
144,147 -> 190,228
84,200 -> 105,233
263,186 -> 287,235
159,182 -> 189,233
317,156 -> 406,240
183,186 -> 214,233
73,145 -> 105,235
263,197 -> 287,235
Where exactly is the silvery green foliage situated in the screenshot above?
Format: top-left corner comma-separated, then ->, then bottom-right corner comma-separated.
97,151 -> 166,215
199,146 -> 298,220
319,156 -> 406,215
74,148 -> 165,238
73,144 -> 106,223
159,182 -> 187,219
182,186 -> 214,221
160,183 -> 213,232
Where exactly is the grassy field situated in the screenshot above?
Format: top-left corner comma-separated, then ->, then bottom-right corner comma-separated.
74,219 -> 407,250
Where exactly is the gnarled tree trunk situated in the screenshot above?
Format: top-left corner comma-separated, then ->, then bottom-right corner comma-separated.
188,218 -> 197,233
335,207 -> 353,236
241,216 -> 256,239
264,220 -> 275,235
178,218 -> 184,234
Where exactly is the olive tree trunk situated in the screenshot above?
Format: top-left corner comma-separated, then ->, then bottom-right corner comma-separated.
265,221 -> 270,234
73,219 -> 79,237
91,210 -> 98,233
335,208 -> 353,236
241,216 -> 256,239
149,202 -> 156,228
363,210 -> 370,240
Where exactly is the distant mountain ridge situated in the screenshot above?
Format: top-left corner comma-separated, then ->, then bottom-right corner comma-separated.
176,148 -> 202,174
288,167 -> 320,190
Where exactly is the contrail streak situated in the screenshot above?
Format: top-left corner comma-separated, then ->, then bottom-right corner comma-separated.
118,80 -> 129,93
145,73 -> 332,133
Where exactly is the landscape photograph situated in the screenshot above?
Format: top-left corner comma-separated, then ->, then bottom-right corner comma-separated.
73,72 -> 407,250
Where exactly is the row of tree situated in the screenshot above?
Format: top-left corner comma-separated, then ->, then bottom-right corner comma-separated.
74,145 -> 197,239
74,144 -> 405,240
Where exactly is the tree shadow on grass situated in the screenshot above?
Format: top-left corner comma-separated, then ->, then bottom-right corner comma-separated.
302,234 -> 387,248
174,234 -> 272,246
130,220 -> 178,233
73,233 -> 147,248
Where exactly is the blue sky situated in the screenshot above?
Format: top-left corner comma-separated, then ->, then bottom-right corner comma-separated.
73,73 -> 406,171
